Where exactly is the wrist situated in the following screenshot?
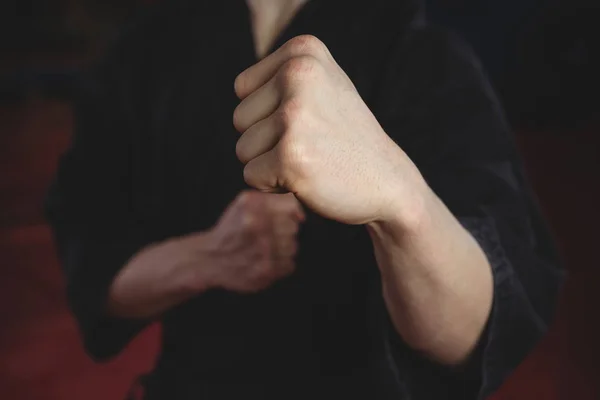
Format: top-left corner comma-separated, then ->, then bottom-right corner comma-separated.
367,176 -> 436,243
171,230 -> 223,295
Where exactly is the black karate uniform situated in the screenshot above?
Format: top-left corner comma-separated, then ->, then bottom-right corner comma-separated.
46,1 -> 564,399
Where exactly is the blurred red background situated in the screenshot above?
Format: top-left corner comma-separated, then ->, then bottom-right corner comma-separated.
1,1 -> 599,399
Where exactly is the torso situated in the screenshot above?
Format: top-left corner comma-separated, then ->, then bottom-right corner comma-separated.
123,1 -> 420,397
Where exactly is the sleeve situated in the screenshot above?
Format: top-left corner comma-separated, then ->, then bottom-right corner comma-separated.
369,26 -> 566,399
45,28 -> 156,362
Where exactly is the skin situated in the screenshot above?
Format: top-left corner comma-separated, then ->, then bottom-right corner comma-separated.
107,191 -> 304,317
107,0 -> 493,369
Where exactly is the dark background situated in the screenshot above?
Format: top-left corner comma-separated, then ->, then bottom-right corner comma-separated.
1,0 -> 598,399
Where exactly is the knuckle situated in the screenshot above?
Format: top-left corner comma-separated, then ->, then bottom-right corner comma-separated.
240,211 -> 256,231
280,56 -> 321,83
242,164 -> 254,187
235,138 -> 249,164
255,233 -> 272,256
278,135 -> 308,173
254,262 -> 274,282
241,212 -> 265,236
234,73 -> 248,98
237,190 -> 252,201
287,35 -> 326,56
278,98 -> 304,129
232,105 -> 243,131
237,190 -> 253,208
239,190 -> 265,210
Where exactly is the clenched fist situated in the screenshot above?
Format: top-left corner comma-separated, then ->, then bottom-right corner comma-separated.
209,191 -> 305,294
233,35 -> 425,226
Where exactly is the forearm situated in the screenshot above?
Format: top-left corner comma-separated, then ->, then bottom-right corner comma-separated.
367,184 -> 493,366
107,231 -> 218,319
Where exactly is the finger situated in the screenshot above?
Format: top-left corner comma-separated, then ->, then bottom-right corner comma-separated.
233,75 -> 280,133
268,193 -> 305,222
272,214 -> 301,236
275,239 -> 298,259
234,35 -> 327,99
229,192 -> 272,239
243,149 -> 281,192
272,235 -> 298,277
273,258 -> 295,279
236,114 -> 281,164
266,232 -> 296,278
288,194 -> 305,222
272,244 -> 297,274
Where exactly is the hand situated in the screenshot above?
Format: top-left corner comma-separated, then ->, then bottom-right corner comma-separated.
233,35 -> 425,226
208,190 -> 305,293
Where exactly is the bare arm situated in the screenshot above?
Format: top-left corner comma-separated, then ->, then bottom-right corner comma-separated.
106,191 -> 304,320
231,32 -> 562,397
367,184 -> 494,367
106,232 -> 218,319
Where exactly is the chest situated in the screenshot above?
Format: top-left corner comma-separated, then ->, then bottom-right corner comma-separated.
127,2 -> 405,362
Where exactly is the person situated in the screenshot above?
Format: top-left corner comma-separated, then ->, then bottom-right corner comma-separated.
45,0 -> 564,399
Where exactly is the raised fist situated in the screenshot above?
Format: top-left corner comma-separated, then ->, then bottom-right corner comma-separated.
233,35 -> 423,226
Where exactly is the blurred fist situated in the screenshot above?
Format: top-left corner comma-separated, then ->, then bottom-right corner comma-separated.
209,191 -> 305,293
